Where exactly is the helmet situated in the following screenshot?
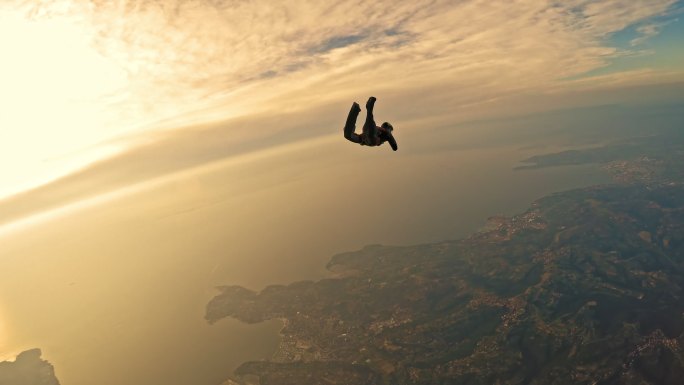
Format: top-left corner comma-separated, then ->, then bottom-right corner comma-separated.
380,122 -> 397,151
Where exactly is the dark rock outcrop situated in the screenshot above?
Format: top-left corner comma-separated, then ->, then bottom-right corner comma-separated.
0,349 -> 60,385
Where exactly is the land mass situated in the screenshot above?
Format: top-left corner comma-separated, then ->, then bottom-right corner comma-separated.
0,349 -> 60,385
208,131 -> 684,385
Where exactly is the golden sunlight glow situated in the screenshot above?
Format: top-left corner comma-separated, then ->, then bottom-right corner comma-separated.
0,9 -> 127,198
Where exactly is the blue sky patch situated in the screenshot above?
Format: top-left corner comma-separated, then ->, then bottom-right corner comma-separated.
566,2 -> 684,80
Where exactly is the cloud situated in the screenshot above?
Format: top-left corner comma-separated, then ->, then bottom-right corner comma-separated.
0,98 -> 348,230
308,33 -> 369,54
10,0 -> 680,132
630,22 -> 668,46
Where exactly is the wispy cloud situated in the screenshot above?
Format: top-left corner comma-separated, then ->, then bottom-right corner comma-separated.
308,33 -> 369,54
11,0 -> 681,129
630,22 -> 670,46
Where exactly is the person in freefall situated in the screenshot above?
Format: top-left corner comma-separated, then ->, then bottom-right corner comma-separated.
343,96 -> 397,151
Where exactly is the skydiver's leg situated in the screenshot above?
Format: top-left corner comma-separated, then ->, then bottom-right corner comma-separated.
362,96 -> 377,140
344,102 -> 362,143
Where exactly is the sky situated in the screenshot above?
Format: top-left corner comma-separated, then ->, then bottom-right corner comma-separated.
0,0 -> 683,207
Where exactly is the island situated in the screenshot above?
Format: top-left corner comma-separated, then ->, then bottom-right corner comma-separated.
0,349 -> 61,385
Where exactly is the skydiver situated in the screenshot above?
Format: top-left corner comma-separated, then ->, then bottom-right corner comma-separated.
343,96 -> 397,151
